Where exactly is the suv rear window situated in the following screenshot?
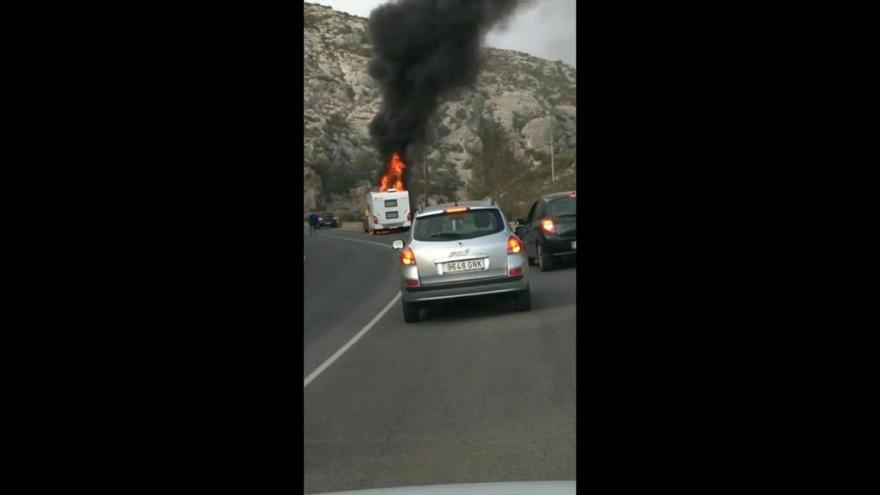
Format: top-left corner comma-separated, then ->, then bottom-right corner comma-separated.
413,209 -> 505,241
546,198 -> 576,216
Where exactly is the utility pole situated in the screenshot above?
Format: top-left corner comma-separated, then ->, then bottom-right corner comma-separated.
549,117 -> 555,183
423,148 -> 429,208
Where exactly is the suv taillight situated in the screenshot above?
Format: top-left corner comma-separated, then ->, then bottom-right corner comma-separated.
540,217 -> 556,234
508,236 -> 524,276
507,235 -> 523,254
400,246 -> 416,266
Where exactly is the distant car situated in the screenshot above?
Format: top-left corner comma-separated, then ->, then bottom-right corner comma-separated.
391,201 -> 531,323
317,212 -> 339,228
516,191 -> 576,271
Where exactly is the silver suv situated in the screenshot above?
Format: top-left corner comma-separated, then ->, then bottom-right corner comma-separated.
391,201 -> 531,323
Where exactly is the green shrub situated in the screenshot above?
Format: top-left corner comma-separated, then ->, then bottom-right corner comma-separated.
326,112 -> 349,130
304,13 -> 320,28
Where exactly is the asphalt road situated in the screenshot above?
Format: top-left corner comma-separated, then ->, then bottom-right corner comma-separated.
304,224 -> 576,494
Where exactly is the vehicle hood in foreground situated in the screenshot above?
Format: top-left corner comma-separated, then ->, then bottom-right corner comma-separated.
311,481 -> 575,495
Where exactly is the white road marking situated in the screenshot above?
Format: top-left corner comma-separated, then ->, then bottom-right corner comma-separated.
304,291 -> 402,388
314,233 -> 395,250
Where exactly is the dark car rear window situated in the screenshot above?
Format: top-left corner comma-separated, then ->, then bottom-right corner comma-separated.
546,198 -> 576,216
414,209 -> 505,241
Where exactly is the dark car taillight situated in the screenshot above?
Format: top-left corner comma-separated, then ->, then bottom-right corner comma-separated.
540,217 -> 556,234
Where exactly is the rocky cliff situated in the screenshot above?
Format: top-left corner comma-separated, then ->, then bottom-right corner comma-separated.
304,2 -> 576,213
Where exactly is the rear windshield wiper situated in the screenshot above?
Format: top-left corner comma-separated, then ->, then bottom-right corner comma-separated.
427,233 -> 464,239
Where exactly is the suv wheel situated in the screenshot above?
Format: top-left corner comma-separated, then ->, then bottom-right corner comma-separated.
403,301 -> 420,323
537,244 -> 554,272
511,285 -> 532,311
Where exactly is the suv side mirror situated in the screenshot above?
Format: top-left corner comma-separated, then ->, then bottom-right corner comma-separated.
391,240 -> 404,250
515,226 -> 527,238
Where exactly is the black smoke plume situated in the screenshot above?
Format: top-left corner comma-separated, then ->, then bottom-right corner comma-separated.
368,0 -> 530,171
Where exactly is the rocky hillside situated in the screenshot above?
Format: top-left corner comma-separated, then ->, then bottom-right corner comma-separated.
304,2 -> 576,213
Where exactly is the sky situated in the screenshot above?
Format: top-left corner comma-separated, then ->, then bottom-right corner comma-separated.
305,0 -> 576,67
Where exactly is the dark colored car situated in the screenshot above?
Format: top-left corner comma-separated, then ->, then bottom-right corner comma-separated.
317,212 -> 339,228
515,191 -> 576,271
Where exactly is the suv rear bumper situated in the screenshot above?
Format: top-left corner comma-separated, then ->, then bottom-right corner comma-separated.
402,275 -> 528,303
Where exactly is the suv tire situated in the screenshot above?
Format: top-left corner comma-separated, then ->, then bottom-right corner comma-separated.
511,285 -> 532,311
403,301 -> 420,323
538,244 -> 554,272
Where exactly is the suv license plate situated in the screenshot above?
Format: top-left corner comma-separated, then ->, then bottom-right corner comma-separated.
572,241 -> 576,249
444,259 -> 485,273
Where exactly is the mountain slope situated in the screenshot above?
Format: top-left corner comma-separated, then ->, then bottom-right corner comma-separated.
303,2 -> 576,214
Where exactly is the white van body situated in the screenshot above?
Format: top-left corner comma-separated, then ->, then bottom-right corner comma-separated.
366,189 -> 411,233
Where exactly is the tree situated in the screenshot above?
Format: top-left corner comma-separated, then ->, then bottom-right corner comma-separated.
550,152 -> 577,192
465,116 -> 535,218
466,117 -> 515,198
352,150 -> 379,184
462,117 -> 578,221
422,158 -> 463,204
310,156 -> 356,197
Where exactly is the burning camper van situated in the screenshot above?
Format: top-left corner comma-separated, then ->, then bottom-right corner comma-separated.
363,152 -> 412,234
364,189 -> 412,234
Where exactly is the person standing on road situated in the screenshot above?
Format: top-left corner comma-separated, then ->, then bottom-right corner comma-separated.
362,207 -> 371,233
309,212 -> 319,234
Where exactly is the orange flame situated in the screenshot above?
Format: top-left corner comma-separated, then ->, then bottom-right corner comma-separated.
379,152 -> 406,191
